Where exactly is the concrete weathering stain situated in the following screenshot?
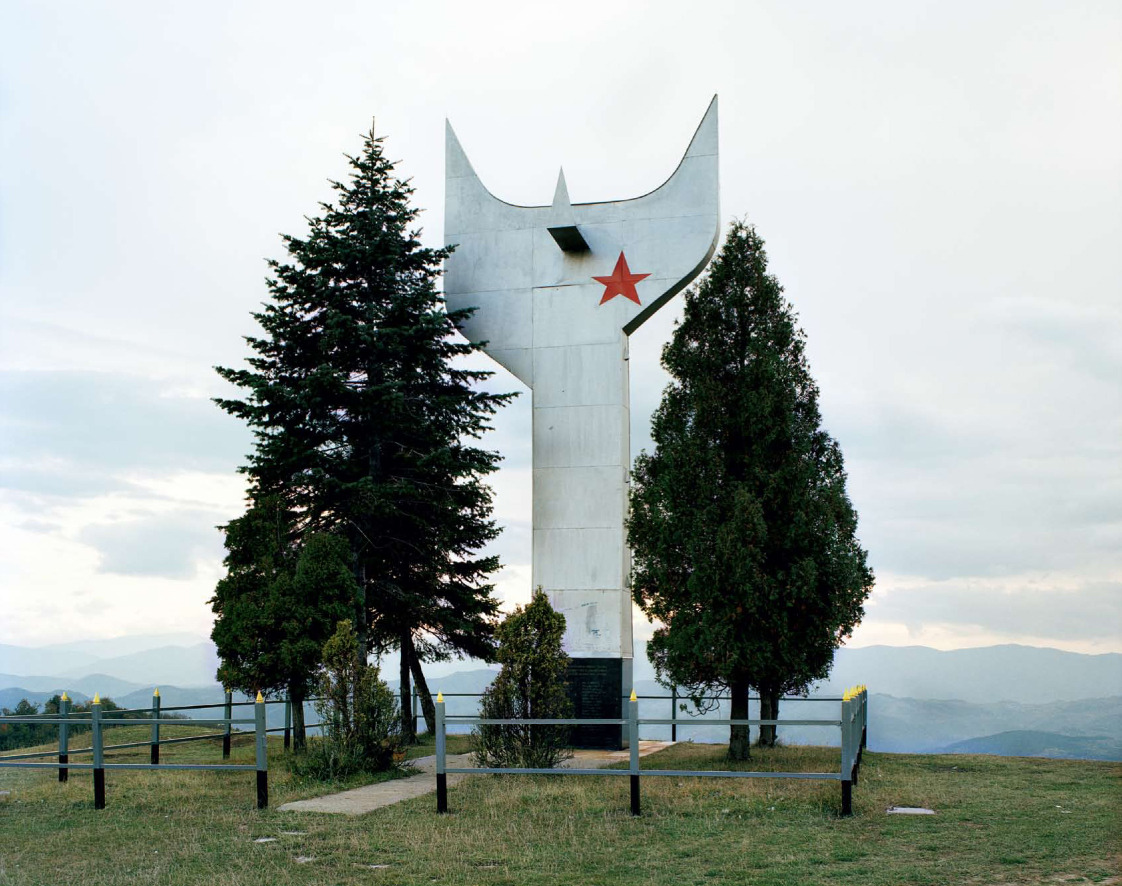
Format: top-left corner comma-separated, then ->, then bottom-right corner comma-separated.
444,98 -> 720,743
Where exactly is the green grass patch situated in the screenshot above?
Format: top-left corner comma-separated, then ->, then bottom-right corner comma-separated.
1,729 -> 1117,885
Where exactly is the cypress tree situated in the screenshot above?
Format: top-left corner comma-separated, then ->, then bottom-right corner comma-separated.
215,125 -> 513,740
627,220 -> 874,759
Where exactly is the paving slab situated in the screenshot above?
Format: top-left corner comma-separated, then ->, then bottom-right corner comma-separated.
279,741 -> 673,816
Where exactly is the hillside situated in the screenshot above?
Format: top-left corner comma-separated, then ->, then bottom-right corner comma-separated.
942,729 -> 1122,761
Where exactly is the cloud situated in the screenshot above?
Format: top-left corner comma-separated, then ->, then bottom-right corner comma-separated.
865,574 -> 1122,643
79,510 -> 225,580
0,370 -> 250,497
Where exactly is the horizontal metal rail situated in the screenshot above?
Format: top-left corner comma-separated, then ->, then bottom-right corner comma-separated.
449,766 -> 632,776
0,760 -> 94,770
103,763 -> 256,772
453,717 -> 840,727
455,718 -> 626,726
444,766 -> 842,780
96,717 -> 255,726
639,718 -> 843,727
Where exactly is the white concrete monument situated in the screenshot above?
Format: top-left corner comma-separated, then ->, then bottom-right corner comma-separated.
444,98 -> 720,746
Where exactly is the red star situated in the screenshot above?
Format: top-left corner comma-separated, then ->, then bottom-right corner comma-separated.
593,251 -> 650,305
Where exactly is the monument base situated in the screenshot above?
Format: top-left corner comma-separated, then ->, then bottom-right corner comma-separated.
565,657 -> 632,750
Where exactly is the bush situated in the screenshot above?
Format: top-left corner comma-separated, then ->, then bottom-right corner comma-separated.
473,589 -> 573,770
290,620 -> 402,779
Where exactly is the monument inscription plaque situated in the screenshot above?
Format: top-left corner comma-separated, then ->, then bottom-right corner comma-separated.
444,98 -> 720,747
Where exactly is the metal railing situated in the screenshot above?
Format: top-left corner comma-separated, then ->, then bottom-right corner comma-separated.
0,693 -> 270,809
434,685 -> 869,816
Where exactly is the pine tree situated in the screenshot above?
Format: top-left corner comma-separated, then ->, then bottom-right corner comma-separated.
209,498 -> 357,748
214,125 -> 513,741
627,221 -> 874,759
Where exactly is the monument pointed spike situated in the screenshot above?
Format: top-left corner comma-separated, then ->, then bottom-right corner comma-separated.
547,166 -> 588,252
552,167 -> 571,210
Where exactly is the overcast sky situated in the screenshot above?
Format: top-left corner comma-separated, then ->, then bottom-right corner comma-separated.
1,1 -> 1119,655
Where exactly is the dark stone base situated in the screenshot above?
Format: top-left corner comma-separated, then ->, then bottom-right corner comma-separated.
565,657 -> 632,750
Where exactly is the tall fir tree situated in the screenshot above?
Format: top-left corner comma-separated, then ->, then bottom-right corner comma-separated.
627,220 -> 874,759
215,125 -> 513,740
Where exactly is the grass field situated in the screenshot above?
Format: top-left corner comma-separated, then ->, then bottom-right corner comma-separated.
1,725 -> 1118,885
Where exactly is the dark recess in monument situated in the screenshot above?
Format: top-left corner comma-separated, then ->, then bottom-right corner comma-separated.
566,658 -> 624,749
547,224 -> 590,252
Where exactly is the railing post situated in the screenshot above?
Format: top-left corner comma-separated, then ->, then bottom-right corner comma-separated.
671,685 -> 677,743
223,689 -> 233,760
92,694 -> 105,809
57,692 -> 69,783
840,691 -> 853,816
861,686 -> 868,751
255,692 -> 268,809
283,694 -> 291,751
150,688 -> 161,765
629,689 -> 640,816
435,693 -> 447,813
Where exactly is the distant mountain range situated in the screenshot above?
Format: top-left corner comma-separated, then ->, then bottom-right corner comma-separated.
942,730 -> 1122,760
2,635 -> 1119,760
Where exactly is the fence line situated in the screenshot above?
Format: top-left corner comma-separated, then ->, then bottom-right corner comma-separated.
435,686 -> 869,816
0,692 -> 270,810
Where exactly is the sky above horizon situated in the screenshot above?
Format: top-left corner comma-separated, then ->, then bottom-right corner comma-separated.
1,1 -> 1119,655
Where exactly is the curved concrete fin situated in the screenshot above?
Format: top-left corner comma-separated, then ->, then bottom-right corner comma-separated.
445,119 -> 480,181
684,94 -> 719,159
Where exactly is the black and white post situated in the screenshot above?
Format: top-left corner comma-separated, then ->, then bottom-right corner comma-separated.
435,693 -> 447,813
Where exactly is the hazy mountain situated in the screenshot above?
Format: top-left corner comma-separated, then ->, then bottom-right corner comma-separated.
5,637 -> 1119,704
59,643 -> 219,687
861,694 -> 1122,753
631,642 -> 1122,704
0,673 -> 145,699
0,634 -> 209,677
4,640 -> 1121,760
818,645 -> 1122,704
0,644 -> 100,677
942,730 -> 1122,761
0,687 -> 91,710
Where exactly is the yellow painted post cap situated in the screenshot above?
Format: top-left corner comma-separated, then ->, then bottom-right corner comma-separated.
153,687 -> 160,697
60,691 -> 69,702
629,689 -> 637,702
255,691 -> 264,703
93,693 -> 100,704
436,692 -> 444,703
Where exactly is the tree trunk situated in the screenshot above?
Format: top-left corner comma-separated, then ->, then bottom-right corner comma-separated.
758,688 -> 780,748
728,675 -> 751,761
407,643 -> 437,735
352,552 -> 368,654
289,683 -> 307,752
399,631 -> 416,744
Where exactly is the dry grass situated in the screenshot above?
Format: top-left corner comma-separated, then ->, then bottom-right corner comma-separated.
1,727 -> 1118,885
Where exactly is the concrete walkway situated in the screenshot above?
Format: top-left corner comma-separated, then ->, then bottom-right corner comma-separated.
279,741 -> 674,816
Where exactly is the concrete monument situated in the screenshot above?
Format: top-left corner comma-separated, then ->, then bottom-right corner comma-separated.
444,97 -> 720,746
